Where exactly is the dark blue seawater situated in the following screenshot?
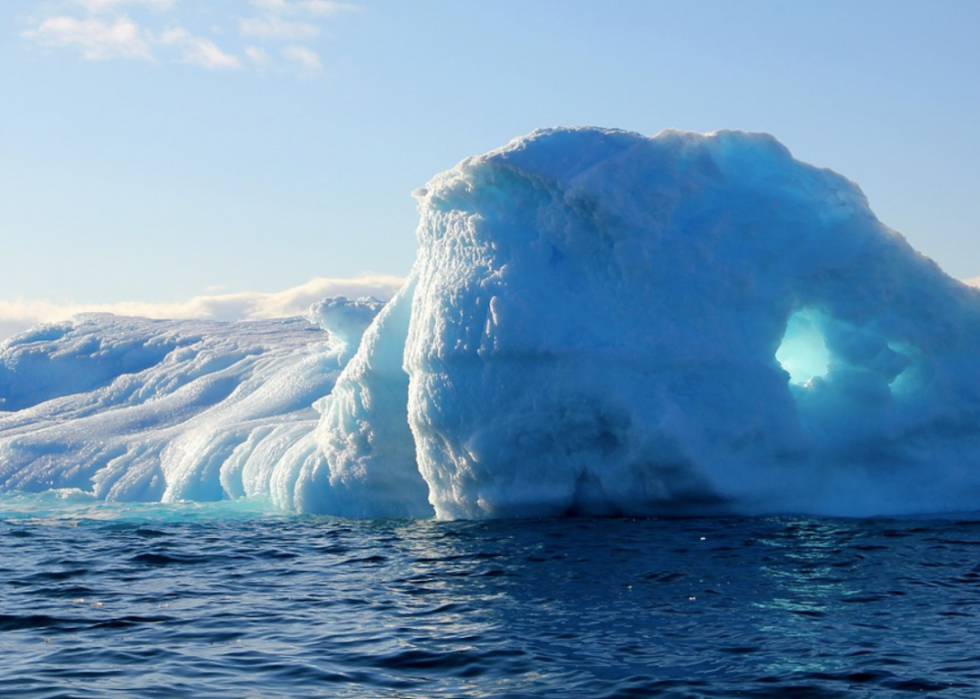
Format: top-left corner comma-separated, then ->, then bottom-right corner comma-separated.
2,497 -> 980,698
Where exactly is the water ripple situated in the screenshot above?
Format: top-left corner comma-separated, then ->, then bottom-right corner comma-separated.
2,512 -> 980,697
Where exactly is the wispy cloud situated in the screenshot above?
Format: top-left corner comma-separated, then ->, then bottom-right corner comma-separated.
160,28 -> 242,70
78,0 -> 176,13
0,276 -> 405,342
22,15 -> 155,61
282,44 -> 322,74
245,44 -> 270,65
21,0 -> 361,76
302,1 -> 360,17
251,0 -> 360,17
240,16 -> 319,41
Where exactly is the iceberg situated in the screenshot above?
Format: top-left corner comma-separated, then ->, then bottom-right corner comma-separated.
4,127 -> 980,519
0,299 -> 381,508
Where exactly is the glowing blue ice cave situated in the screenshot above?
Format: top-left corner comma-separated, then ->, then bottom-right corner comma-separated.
776,310 -> 831,386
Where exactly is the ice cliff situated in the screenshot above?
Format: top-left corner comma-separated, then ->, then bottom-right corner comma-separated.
4,127 -> 980,518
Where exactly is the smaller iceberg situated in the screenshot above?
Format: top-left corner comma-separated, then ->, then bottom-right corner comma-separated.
0,299 -> 381,508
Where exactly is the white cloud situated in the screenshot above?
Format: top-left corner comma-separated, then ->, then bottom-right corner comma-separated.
240,16 -> 319,41
160,27 -> 241,70
0,276 -> 406,342
78,0 -> 176,12
300,1 -> 361,17
250,0 -> 289,12
245,44 -> 270,64
282,44 -> 321,73
21,0 -> 361,75
22,15 -> 155,61
250,0 -> 359,16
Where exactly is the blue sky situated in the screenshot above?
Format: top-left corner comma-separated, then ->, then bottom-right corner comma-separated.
2,0 -> 979,337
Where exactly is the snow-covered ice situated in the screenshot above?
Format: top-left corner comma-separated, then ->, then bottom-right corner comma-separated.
0,299 -> 381,509
5,127 -> 980,519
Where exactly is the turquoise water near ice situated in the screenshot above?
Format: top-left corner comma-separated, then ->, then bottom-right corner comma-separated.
2,497 -> 979,698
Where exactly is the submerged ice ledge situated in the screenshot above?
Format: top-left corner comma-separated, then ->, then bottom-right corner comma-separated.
4,127 -> 980,519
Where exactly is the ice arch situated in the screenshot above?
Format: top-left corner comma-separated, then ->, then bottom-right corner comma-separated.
4,127 -> 980,520
317,127 -> 980,519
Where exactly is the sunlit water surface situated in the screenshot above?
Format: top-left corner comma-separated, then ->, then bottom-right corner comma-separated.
2,495 -> 979,698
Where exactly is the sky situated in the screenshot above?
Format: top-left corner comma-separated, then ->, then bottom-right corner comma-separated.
2,0 -> 979,339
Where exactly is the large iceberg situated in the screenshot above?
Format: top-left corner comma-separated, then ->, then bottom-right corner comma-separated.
4,127 -> 980,518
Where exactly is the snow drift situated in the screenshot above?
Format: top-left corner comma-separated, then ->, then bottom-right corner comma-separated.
4,127 -> 980,519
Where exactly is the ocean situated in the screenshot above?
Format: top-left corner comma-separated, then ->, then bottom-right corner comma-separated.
1,497 -> 979,698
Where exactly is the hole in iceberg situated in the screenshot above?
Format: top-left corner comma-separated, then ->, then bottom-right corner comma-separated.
776,309 -> 830,386
885,342 -> 913,392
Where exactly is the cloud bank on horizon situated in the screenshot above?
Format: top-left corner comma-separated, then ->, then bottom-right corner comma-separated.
20,0 -> 359,75
5,270 -> 976,344
0,275 -> 404,343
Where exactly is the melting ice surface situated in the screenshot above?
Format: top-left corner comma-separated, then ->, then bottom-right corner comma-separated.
4,127 -> 980,519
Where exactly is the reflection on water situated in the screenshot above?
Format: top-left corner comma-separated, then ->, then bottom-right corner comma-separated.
1,503 -> 979,697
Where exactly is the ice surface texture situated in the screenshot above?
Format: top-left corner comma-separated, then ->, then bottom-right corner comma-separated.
5,127 -> 980,518
0,300 -> 380,509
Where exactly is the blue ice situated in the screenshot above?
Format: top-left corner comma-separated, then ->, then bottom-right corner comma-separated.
4,128 -> 980,519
